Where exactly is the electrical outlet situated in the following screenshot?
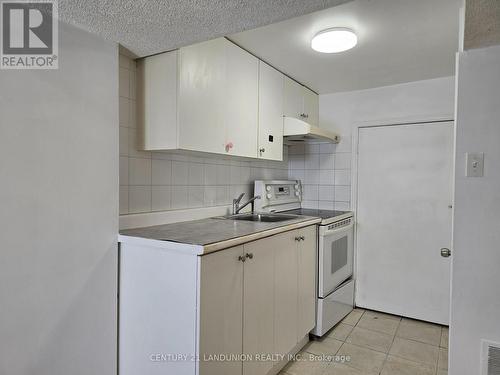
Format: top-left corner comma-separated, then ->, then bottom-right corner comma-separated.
465,152 -> 484,177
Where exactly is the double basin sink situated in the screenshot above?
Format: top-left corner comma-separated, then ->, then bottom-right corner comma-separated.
221,213 -> 300,223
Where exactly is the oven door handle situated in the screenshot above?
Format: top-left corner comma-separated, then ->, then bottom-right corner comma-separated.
320,222 -> 354,236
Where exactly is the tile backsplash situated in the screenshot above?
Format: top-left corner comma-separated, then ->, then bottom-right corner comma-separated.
119,54 -> 288,215
288,143 -> 351,211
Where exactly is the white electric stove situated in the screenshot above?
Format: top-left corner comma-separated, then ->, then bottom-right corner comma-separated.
254,180 -> 355,337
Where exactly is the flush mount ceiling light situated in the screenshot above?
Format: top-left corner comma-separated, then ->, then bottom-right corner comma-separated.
311,28 -> 357,53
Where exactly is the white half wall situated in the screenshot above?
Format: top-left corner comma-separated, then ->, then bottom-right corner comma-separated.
0,23 -> 118,375
450,44 -> 500,375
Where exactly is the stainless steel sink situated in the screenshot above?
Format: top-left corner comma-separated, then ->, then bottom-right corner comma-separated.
222,213 -> 299,222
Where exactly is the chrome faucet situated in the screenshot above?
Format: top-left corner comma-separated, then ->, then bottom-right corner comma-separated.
232,193 -> 261,215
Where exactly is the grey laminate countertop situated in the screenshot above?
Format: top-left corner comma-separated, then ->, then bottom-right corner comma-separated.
119,215 -> 321,254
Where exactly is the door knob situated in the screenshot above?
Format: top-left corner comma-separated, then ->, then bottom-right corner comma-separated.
440,248 -> 452,258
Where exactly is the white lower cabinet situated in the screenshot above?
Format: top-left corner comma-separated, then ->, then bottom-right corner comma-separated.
119,225 -> 317,375
198,225 -> 317,375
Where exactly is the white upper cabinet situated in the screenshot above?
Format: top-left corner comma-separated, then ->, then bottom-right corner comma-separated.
258,61 -> 284,161
138,37 -> 317,160
178,38 -> 227,155
283,76 -> 319,127
224,41 -> 259,158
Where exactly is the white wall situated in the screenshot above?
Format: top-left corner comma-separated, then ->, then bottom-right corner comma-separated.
119,54 -> 288,216
450,44 -> 500,375
0,23 -> 118,375
288,76 -> 456,210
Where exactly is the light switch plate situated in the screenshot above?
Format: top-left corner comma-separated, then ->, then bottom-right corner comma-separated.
465,152 -> 484,177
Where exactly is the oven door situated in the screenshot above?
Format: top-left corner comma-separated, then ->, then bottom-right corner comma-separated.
318,221 -> 354,298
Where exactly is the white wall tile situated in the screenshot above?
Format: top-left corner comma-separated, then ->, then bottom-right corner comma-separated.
319,153 -> 335,170
240,166 -> 251,184
188,163 -> 204,185
119,186 -> 129,214
319,170 -> 335,185
318,185 -> 335,201
334,170 -> 351,185
216,164 -> 230,185
288,155 -> 305,170
129,158 -> 151,185
303,185 -> 319,201
172,161 -> 189,185
151,159 -> 172,185
319,143 -> 336,154
288,169 -> 305,181
304,144 -> 320,154
119,97 -> 129,126
302,200 -> 319,209
204,186 -> 217,206
119,68 -> 130,98
335,185 -> 351,202
119,157 -> 128,186
216,186 -> 230,205
119,126 -> 129,156
188,186 -> 204,208
288,144 -> 304,155
129,186 -> 151,213
304,169 -> 320,184
171,186 -> 188,209
230,166 -> 240,185
304,153 -> 320,169
152,186 -> 171,211
204,164 -> 217,185
318,201 -> 335,210
334,201 -> 350,211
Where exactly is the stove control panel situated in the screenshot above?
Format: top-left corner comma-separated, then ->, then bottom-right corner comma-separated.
254,180 -> 302,212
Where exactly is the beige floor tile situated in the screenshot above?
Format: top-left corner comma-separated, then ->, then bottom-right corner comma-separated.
389,337 -> 439,367
342,309 -> 365,326
324,362 -> 377,374
357,312 -> 401,336
303,337 -> 343,357
438,347 -> 448,370
282,351 -> 329,375
336,343 -> 387,374
440,327 -> 449,348
326,323 -> 354,341
345,326 -> 394,353
363,310 -> 401,321
381,355 -> 435,375
396,318 -> 442,346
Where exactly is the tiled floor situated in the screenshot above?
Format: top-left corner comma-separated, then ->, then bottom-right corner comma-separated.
281,309 -> 449,375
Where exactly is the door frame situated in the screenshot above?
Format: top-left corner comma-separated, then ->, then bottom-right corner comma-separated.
350,114 -> 455,321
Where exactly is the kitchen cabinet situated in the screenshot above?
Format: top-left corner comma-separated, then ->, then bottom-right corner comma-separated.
258,61 -> 284,161
283,76 -> 319,127
198,226 -> 317,375
138,38 -> 259,158
199,245 -> 244,375
119,224 -> 317,375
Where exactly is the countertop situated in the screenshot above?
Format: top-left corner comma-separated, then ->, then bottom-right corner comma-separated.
119,215 -> 321,254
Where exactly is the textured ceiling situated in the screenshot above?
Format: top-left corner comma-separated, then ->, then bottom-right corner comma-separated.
230,0 -> 461,94
58,0 -> 352,57
464,0 -> 500,50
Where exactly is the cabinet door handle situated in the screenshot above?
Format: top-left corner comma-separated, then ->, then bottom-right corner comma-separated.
259,148 -> 265,154
238,255 -> 246,262
294,236 -> 301,242
300,236 -> 305,241
245,253 -> 253,259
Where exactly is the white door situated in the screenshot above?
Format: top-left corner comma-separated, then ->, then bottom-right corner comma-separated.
283,76 -> 304,120
302,87 -> 319,127
356,121 -> 454,325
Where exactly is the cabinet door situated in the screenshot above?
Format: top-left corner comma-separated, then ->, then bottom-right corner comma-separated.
258,61 -> 284,161
178,39 -> 226,154
303,87 -> 319,127
297,225 -> 317,339
199,246 -> 244,375
283,76 -> 304,120
243,238 -> 275,375
274,230 -> 299,356
225,40 -> 259,158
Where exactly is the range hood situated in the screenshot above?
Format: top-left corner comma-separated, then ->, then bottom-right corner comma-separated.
283,116 -> 340,144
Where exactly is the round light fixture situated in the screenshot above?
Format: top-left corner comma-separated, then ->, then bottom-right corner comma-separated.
311,28 -> 357,53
